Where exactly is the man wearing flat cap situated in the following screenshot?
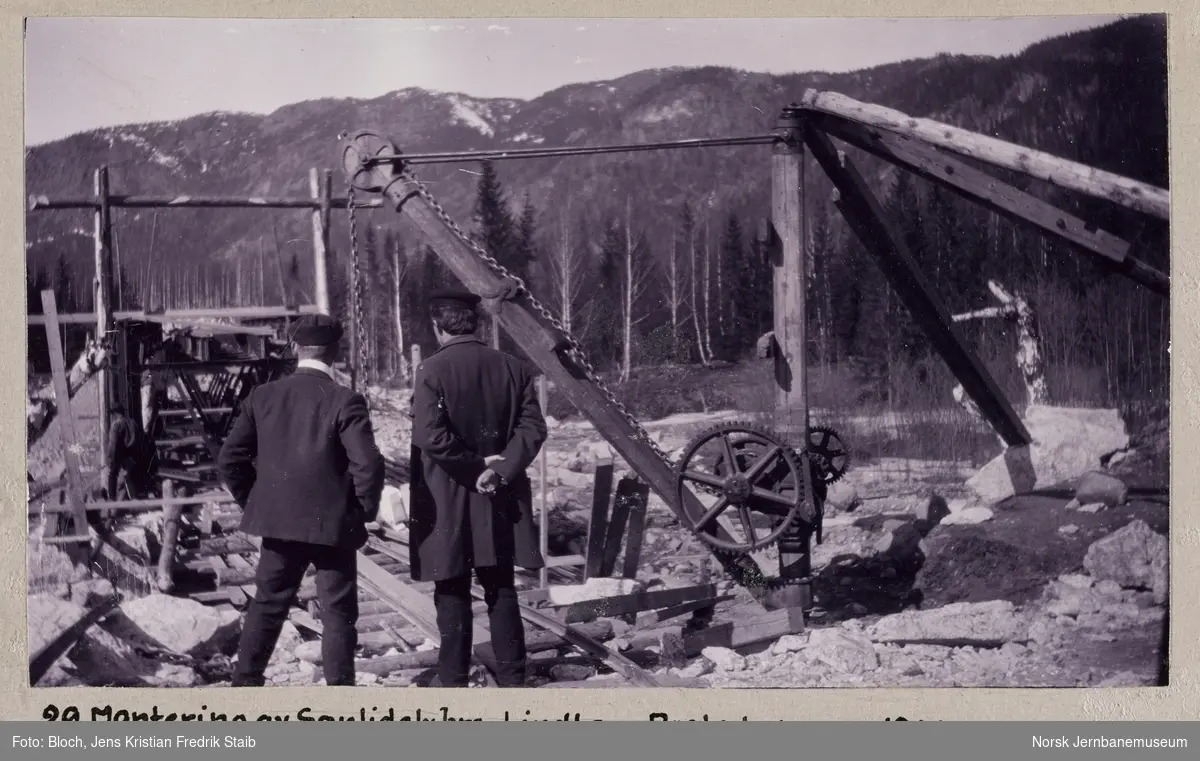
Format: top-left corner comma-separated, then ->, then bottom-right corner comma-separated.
409,288 -> 547,688
218,314 -> 385,687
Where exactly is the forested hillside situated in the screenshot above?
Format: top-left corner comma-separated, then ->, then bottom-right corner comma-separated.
26,15 -> 1169,413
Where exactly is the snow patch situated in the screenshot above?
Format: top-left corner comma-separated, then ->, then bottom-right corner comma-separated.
640,102 -> 694,123
110,130 -> 183,172
446,95 -> 495,136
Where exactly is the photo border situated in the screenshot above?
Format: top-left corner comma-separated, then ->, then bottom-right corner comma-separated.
3,0 -> 1194,721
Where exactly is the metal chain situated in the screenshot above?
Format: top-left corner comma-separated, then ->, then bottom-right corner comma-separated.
346,185 -> 370,391
391,167 -> 679,470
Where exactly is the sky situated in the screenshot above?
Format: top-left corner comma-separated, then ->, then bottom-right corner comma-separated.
24,15 -> 1126,146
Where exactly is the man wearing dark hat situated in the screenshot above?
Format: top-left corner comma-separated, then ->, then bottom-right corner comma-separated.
218,314 -> 385,687
409,288 -> 547,688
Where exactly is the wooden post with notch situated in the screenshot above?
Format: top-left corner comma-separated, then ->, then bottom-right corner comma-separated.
537,375 -> 550,589
94,167 -> 114,475
769,105 -> 815,627
40,290 -> 91,544
310,168 -> 332,316
157,478 -> 182,592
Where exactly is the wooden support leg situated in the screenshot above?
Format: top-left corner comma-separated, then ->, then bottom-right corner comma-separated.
157,479 -> 182,593
804,123 -> 1031,447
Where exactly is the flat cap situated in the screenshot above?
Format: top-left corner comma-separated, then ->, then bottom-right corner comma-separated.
430,289 -> 481,309
291,314 -> 344,346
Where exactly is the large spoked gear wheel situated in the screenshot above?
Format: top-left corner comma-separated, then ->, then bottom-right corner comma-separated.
674,422 -> 808,555
807,425 -> 850,485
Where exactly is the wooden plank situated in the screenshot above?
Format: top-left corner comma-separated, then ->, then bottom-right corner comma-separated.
29,491 -> 237,515
799,89 -> 1170,220
621,480 -> 650,580
355,552 -> 495,671
628,608 -> 798,657
545,554 -> 586,569
157,479 -> 182,592
27,305 -> 320,327
598,477 -> 639,578
351,149 -> 768,596
812,114 -> 1168,297
634,596 -> 736,630
351,620 -> 615,677
804,124 -> 1031,447
584,459 -> 614,579
467,585 -> 660,687
553,584 -> 720,620
39,290 -> 90,542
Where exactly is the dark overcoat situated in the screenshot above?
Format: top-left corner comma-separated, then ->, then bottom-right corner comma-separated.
217,367 -> 386,550
408,335 -> 548,582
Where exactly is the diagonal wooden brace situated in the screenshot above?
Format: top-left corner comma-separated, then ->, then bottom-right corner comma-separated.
804,124 -> 1031,448
807,113 -> 1168,298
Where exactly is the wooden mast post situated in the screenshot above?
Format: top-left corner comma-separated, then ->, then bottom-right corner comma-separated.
310,168 -> 332,316
94,167 -> 115,474
769,104 -> 815,625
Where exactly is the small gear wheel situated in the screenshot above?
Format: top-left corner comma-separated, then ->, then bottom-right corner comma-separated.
674,422 -> 809,555
807,425 -> 850,484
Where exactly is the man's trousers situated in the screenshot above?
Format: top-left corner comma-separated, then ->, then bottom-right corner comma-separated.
231,538 -> 359,686
433,564 -> 527,687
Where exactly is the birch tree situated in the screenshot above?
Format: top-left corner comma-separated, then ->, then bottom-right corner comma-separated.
620,196 -> 654,382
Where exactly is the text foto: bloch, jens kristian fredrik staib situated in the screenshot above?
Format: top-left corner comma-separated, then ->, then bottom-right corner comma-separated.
14,735 -> 256,750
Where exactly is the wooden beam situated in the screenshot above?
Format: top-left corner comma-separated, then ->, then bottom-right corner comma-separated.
598,477 -> 640,578
809,113 -> 1169,297
28,492 -> 237,515
94,167 -> 114,475
156,480 -> 183,592
29,194 -> 386,211
344,133 -> 768,598
26,304 -> 320,326
311,169 -> 332,316
584,460 -> 615,579
620,479 -> 650,580
39,290 -> 91,542
769,106 -> 816,621
537,375 -> 550,589
552,584 -> 719,620
799,89 -> 1170,220
804,124 -> 1031,447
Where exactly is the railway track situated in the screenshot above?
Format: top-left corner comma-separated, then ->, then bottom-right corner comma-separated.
174,500 -> 664,687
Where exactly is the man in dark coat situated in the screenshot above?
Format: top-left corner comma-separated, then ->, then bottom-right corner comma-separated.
410,289 -> 547,688
217,314 -> 385,687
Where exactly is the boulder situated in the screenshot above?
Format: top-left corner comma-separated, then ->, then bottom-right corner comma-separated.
873,523 -> 924,569
804,628 -> 878,675
115,594 -> 241,658
825,481 -> 861,513
942,507 -> 994,525
966,406 -> 1129,504
700,646 -> 746,672
295,641 -> 323,664
867,600 -> 1029,647
771,634 -> 808,655
913,495 -> 952,535
1083,520 -> 1168,604
1075,471 -> 1129,507
676,658 -> 714,679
